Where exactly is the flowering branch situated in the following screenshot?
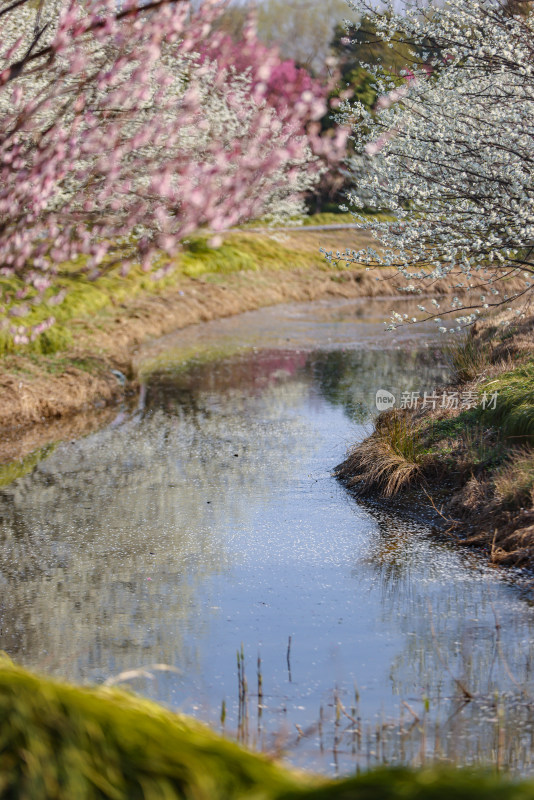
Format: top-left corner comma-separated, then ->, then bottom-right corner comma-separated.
332,0 -> 534,331
0,0 -> 332,345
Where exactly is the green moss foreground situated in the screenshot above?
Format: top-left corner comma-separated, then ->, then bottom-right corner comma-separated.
0,656 -> 533,799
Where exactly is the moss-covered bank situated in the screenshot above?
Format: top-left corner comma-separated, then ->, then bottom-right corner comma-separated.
336,315 -> 534,567
1,654 -> 534,799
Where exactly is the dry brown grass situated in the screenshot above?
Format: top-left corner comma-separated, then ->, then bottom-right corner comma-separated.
336,411 -> 426,497
494,448 -> 534,509
490,313 -> 534,362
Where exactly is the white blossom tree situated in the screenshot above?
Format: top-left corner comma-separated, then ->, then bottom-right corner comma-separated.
331,0 -> 534,331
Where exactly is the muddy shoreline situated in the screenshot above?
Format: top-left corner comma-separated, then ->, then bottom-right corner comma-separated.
336,474 -> 530,575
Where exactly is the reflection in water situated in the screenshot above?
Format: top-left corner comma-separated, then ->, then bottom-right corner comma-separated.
354,513 -> 534,772
1,299 -> 534,775
0,377 -> 309,681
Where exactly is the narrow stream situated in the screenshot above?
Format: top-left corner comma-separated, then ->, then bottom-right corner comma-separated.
1,297 -> 534,775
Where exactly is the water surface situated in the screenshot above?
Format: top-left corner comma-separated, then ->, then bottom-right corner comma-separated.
1,297 -> 534,775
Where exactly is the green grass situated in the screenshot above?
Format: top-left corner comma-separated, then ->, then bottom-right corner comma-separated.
424,413 -> 475,443
1,208 -> 394,358
446,336 -> 492,383
181,237 -> 258,275
0,243 -> 205,358
422,412 -> 504,468
414,360 -> 534,463
384,413 -> 425,464
236,211 -> 352,228
286,769 -> 534,800
289,211 -> 394,227
475,361 -> 534,444
3,655 -> 534,800
293,212 -> 356,226
183,232 -> 326,275
0,226 -> 338,359
0,655 -> 302,800
239,210 -> 394,229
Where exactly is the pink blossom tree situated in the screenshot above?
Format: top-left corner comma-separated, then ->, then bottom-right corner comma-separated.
199,20 -> 350,210
0,0 -> 330,344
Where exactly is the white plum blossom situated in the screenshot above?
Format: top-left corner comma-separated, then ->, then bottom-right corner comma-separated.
334,0 -> 534,328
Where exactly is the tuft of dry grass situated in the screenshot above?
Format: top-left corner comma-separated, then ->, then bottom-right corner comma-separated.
336,411 -> 426,497
447,315 -> 534,385
494,448 -> 534,509
446,334 -> 491,383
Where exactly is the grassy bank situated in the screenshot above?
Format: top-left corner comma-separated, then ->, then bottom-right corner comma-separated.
1,654 -> 534,799
336,315 -> 534,567
0,229 -> 354,359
